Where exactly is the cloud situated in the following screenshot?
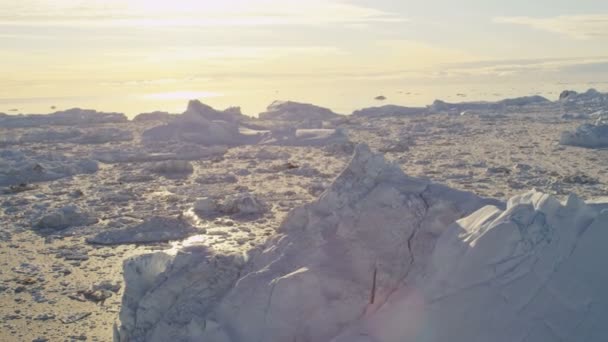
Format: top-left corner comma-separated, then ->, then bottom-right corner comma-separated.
438,56 -> 608,78
494,15 -> 608,40
0,0 -> 405,28
560,62 -> 608,74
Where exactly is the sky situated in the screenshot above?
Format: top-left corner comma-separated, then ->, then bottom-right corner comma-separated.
1,0 -> 608,116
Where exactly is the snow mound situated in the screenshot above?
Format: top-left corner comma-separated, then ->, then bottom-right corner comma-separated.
19,128 -> 83,143
253,148 -> 291,160
114,144 -> 496,342
259,128 -> 349,147
142,101 -> 250,146
430,95 -> 550,113
0,108 -> 127,128
87,217 -> 198,245
34,205 -> 98,232
195,173 -> 238,185
560,122 -> 608,148
0,149 -> 98,186
352,105 -> 427,117
334,191 -> 608,342
258,101 -> 341,128
378,139 -> 413,153
72,128 -> 134,144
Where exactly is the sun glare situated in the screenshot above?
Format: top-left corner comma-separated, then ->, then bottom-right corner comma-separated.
124,0 -> 258,15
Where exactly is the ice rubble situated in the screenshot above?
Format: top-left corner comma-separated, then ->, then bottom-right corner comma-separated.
0,149 -> 98,186
145,160 -> 194,176
114,144 -> 498,342
92,145 -> 227,164
17,127 -> 133,144
195,173 -> 238,185
352,105 -> 427,117
0,108 -> 127,128
250,148 -> 291,160
560,122 -> 608,148
72,128 -> 134,144
258,101 -> 342,128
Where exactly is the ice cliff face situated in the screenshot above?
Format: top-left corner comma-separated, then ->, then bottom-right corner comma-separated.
114,145 -> 497,342
334,191 -> 608,342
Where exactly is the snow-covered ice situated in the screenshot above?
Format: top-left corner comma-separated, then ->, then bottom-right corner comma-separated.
115,144 -> 608,342
1,94 -> 608,342
334,191 -> 608,342
113,144 -> 498,342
